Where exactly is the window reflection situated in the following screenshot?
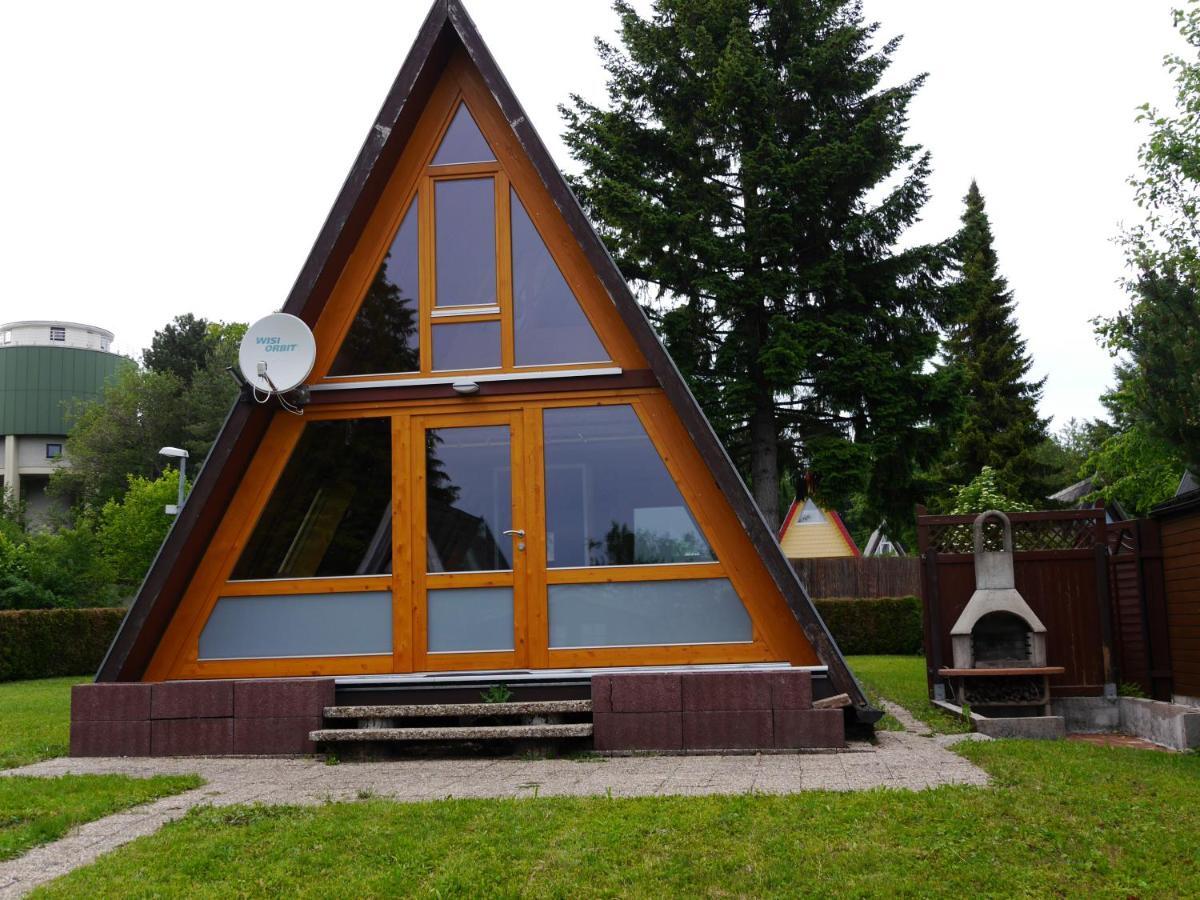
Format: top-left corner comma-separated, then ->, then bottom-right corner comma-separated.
430,104 -> 496,166
426,425 -> 512,572
435,178 -> 496,307
329,203 -> 419,376
543,405 -> 715,567
431,321 -> 501,370
511,189 -> 607,366
233,419 -> 392,579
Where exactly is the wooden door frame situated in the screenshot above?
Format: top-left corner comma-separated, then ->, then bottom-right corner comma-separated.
410,409 -> 531,671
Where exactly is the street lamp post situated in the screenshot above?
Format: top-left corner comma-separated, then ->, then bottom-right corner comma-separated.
158,446 -> 189,515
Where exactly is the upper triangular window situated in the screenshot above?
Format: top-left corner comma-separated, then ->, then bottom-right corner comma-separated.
797,498 -> 827,524
431,103 -> 495,166
511,190 -> 608,366
328,201 -> 420,376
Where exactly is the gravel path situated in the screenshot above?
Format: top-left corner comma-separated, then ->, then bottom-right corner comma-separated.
0,726 -> 986,896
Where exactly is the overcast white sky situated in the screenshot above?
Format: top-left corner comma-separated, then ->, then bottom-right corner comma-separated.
0,1 -> 1186,429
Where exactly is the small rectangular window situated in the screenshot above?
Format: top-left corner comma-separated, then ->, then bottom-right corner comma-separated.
45,443 -> 63,459
2,331 -> 11,344
49,327 -> 66,342
435,177 -> 496,307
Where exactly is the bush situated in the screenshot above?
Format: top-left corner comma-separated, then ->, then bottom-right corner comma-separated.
96,470 -> 184,591
0,608 -> 126,681
0,525 -> 119,610
815,596 -> 923,655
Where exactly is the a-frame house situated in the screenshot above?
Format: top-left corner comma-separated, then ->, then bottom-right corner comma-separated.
779,497 -> 861,559
84,0 -> 874,754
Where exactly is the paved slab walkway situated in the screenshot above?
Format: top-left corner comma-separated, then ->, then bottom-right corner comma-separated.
0,728 -> 986,897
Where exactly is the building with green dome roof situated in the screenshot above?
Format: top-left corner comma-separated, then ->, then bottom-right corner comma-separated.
0,320 -> 130,522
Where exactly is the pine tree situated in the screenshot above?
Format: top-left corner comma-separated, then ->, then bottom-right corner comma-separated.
942,182 -> 1049,501
561,0 -> 957,530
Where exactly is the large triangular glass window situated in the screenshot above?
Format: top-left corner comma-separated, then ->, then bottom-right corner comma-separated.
511,190 -> 608,366
431,103 -> 495,166
232,418 -> 392,579
328,202 -> 420,376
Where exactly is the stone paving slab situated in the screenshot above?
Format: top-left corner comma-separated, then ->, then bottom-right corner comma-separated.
0,731 -> 987,897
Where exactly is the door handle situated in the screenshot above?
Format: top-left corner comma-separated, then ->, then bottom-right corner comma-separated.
502,529 -> 526,537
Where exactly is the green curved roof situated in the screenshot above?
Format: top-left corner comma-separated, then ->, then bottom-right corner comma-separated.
0,346 -> 132,436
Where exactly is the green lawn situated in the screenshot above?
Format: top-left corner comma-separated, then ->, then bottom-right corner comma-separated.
27,656 -> 1200,898
848,654 -> 970,734
1,774 -> 201,862
0,676 -> 89,769
0,676 -> 201,862
28,741 -> 1199,898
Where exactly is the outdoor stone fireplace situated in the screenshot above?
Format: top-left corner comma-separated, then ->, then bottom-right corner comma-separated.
940,510 -> 1061,718
949,510 -> 1047,670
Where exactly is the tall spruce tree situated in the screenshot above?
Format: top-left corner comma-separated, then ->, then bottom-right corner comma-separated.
562,0 -> 957,530
942,182 -> 1049,501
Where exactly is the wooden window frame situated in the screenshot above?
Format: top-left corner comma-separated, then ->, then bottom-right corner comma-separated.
310,54 -> 646,386
145,388 -> 822,681
140,51 -> 822,681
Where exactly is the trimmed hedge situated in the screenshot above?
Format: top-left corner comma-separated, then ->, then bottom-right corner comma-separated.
0,608 -> 126,682
815,596 -> 923,655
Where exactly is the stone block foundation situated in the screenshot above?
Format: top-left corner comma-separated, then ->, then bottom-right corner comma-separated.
592,670 -> 843,752
71,678 -> 334,757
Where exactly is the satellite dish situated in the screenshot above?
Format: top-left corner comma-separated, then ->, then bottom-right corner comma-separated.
238,313 -> 316,394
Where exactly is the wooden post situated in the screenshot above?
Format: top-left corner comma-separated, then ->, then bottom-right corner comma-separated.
1137,518 -> 1174,701
916,505 -> 944,700
1093,509 -> 1117,696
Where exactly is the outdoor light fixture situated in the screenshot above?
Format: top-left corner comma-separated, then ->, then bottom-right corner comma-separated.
158,446 -> 190,516
451,380 -> 480,395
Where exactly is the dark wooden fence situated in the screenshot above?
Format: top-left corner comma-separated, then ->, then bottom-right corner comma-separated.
790,557 -> 920,599
1151,492 -> 1200,701
1107,519 -> 1174,700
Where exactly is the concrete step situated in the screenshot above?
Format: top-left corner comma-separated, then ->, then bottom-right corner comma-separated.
311,723 -> 593,743
322,700 -> 592,719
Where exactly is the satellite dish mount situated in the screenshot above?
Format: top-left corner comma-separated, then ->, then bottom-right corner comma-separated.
237,313 -> 317,415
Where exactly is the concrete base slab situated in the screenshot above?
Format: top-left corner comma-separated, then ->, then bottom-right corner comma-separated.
933,698 -> 1064,740
1052,696 -> 1200,751
1118,697 -> 1200,751
974,715 -> 1066,740
1051,697 -> 1120,734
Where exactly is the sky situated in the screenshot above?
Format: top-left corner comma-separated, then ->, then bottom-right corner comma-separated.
0,1 -> 1187,430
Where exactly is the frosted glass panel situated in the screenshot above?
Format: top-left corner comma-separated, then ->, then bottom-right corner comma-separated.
548,579 -> 750,648
428,587 -> 514,653
198,591 -> 392,660
543,405 -> 715,567
435,178 -> 496,307
511,190 -> 607,365
431,104 -> 495,166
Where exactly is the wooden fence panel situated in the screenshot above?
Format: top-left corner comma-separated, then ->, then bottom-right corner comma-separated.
1161,509 -> 1200,700
790,557 -> 920,599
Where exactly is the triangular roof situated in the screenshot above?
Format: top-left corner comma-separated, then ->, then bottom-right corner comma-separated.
778,498 -> 861,559
97,0 -> 871,720
863,527 -> 905,557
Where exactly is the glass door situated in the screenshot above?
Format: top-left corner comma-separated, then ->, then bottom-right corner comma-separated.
411,411 -> 527,670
